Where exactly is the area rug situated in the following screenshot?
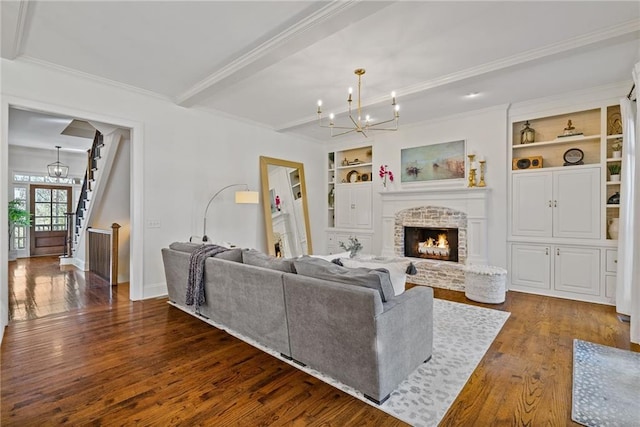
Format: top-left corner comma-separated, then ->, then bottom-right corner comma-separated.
171,298 -> 510,426
572,339 -> 640,427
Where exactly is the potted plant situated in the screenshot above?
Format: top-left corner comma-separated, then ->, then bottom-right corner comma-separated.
8,199 -> 32,261
611,138 -> 623,158
339,236 -> 363,258
608,164 -> 621,182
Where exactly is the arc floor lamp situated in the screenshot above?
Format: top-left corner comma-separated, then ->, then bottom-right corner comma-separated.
201,184 -> 259,242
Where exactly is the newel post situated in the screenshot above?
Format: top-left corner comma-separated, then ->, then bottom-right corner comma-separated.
111,223 -> 121,286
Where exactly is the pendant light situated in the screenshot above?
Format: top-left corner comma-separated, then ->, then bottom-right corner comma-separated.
47,145 -> 69,178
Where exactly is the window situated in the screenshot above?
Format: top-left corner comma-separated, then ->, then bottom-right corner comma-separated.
34,187 -> 69,232
12,187 -> 28,250
13,172 -> 81,186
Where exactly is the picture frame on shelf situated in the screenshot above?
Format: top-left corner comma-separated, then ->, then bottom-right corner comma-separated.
400,140 -> 466,183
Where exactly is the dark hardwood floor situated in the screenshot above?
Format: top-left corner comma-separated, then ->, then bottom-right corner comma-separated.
1,258 -> 637,425
7,256 -> 123,321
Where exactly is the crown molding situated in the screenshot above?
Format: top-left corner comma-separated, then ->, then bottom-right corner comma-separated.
508,80 -> 631,120
18,56 -> 173,103
176,1 -> 391,107
399,19 -> 640,100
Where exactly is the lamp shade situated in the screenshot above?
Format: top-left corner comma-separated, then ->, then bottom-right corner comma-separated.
235,190 -> 259,204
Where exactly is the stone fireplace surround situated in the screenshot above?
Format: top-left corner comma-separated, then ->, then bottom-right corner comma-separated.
380,187 -> 489,291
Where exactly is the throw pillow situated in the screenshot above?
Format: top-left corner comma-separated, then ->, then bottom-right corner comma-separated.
293,256 -> 394,302
340,257 -> 412,296
242,249 -> 296,273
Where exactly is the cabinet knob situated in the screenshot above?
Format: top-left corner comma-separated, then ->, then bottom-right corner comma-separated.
557,248 -> 560,256
351,204 -> 356,209
615,259 -> 618,263
548,200 -> 552,208
545,248 -> 549,255
554,200 -> 558,208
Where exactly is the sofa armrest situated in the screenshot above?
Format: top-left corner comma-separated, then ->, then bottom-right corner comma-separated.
375,286 -> 433,399
283,274 -> 432,402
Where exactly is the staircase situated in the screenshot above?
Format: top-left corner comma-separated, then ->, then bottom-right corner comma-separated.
62,129 -> 122,267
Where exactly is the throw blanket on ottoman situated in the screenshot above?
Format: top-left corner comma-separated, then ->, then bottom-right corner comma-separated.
186,244 -> 229,307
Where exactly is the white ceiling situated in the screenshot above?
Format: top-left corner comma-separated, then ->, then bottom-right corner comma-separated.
2,1 -> 639,144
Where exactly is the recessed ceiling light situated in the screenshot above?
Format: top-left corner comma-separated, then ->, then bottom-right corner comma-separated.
465,92 -> 480,98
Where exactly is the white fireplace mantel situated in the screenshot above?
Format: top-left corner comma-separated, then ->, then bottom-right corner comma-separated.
380,186 -> 490,265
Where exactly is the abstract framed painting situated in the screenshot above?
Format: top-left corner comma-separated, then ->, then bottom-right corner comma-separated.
401,140 -> 466,183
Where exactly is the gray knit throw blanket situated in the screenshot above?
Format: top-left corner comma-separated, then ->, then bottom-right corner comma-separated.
186,244 -> 229,307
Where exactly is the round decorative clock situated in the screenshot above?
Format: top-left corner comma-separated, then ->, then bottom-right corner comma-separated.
563,148 -> 584,166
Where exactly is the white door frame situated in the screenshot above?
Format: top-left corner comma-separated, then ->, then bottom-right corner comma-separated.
1,95 -> 145,330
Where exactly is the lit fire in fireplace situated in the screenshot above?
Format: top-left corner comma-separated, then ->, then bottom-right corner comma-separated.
417,233 -> 450,257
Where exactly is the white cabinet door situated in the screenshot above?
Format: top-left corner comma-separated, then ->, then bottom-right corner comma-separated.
334,183 -> 372,229
511,244 -> 551,290
553,246 -> 600,296
512,172 -> 552,237
334,186 -> 353,229
553,168 -> 600,239
350,184 -> 372,228
512,168 -> 600,239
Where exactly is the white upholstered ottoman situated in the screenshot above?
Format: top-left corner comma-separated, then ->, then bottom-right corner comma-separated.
464,265 -> 507,304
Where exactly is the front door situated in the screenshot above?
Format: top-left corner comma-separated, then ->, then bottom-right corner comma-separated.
30,185 -> 71,256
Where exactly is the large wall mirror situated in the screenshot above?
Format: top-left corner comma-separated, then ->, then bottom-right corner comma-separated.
260,156 -> 313,257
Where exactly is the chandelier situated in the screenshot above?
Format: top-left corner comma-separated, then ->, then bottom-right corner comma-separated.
47,145 -> 69,178
316,68 -> 399,138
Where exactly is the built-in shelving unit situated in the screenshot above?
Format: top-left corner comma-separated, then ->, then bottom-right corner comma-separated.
326,145 -> 374,254
508,101 -> 622,306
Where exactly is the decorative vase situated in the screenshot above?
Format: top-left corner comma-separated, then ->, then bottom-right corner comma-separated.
520,121 -> 535,144
613,151 -> 622,158
608,218 -> 620,240
610,174 -> 620,182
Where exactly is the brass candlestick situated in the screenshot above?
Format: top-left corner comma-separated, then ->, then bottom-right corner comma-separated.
478,160 -> 486,187
467,154 -> 476,187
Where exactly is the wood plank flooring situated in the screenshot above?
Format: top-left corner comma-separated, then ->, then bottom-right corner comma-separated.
7,256 -> 121,321
2,258 -> 637,425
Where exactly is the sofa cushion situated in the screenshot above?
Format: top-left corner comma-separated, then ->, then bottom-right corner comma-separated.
214,248 -> 243,263
293,256 -> 394,302
242,249 -> 296,273
340,257 -> 412,296
169,242 -> 243,263
169,242 -> 203,253
309,251 -> 351,262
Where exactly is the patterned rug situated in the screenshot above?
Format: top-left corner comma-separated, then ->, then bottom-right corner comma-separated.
572,339 -> 640,427
170,298 -> 510,426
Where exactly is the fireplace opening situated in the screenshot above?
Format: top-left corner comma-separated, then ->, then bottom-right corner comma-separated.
404,226 -> 459,262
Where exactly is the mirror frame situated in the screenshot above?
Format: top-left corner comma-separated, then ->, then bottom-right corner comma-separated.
259,156 -> 313,257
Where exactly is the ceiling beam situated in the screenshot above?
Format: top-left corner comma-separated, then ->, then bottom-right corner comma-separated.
176,1 -> 394,108
1,0 -> 31,60
275,19 -> 640,133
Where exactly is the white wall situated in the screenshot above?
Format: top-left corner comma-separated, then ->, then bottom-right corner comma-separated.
1,58 -> 325,304
327,105 -> 510,268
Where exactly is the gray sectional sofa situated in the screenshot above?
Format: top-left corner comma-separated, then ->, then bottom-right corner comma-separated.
161,243 -> 434,404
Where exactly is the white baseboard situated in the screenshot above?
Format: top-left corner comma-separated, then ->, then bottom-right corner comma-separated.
143,282 -> 168,300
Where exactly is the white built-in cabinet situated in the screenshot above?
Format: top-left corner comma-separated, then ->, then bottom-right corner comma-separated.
508,102 -> 622,305
512,167 -> 600,239
335,183 -> 372,229
326,145 -> 374,254
511,244 -> 601,298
